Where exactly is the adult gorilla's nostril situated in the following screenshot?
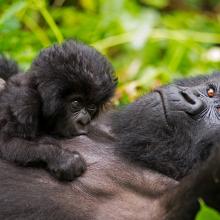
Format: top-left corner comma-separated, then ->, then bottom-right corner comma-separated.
180,91 -> 196,105
179,90 -> 204,115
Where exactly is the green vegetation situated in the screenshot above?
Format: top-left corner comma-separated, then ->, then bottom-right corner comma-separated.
1,0 -> 220,104
197,200 -> 220,220
0,0 -> 220,218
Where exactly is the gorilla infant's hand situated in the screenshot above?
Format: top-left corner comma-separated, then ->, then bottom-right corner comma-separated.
48,150 -> 86,181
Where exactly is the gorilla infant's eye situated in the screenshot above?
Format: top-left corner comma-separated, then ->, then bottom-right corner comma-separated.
88,104 -> 97,112
207,87 -> 215,98
71,100 -> 82,109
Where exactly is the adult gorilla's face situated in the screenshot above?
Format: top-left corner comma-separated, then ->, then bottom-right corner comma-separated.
157,73 -> 220,135
113,73 -> 220,179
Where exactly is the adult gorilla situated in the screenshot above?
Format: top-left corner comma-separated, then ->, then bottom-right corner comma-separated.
0,73 -> 220,220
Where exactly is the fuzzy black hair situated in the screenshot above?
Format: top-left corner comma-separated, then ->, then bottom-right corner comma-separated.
0,55 -> 19,80
29,40 -> 117,118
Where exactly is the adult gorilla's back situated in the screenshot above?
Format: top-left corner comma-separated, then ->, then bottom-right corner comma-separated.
0,129 -> 177,220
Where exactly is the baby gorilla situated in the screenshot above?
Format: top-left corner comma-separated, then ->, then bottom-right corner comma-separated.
0,40 -> 117,180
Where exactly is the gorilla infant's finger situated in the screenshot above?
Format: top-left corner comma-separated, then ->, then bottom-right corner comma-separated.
48,151 -> 87,181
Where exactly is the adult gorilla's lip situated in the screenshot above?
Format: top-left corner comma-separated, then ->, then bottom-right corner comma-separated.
155,89 -> 170,128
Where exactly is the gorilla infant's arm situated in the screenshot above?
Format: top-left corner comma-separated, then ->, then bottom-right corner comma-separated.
0,40 -> 117,180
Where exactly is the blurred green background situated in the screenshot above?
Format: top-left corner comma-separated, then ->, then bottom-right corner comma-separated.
1,0 -> 220,105
0,0 -> 220,218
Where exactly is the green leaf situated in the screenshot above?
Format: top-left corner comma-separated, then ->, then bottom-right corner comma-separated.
196,200 -> 220,220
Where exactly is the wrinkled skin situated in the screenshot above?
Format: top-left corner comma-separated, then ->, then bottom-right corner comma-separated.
0,73 -> 220,219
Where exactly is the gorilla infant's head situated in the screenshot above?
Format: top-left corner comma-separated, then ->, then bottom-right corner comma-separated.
112,72 -> 220,179
27,40 -> 117,137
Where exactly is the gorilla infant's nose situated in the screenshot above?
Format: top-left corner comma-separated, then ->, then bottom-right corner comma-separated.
179,89 -> 204,115
76,114 -> 91,126
74,114 -> 91,135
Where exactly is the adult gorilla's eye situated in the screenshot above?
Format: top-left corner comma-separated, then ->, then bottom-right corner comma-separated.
207,87 -> 215,98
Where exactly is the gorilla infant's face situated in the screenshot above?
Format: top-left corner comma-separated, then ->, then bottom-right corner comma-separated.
53,93 -> 98,137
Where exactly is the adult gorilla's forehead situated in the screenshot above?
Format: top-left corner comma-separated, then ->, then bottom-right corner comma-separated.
173,72 -> 220,87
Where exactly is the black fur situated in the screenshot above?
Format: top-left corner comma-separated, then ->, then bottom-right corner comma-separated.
0,73 -> 219,219
0,40 -> 117,181
30,40 -> 117,126
0,107 -> 219,219
0,55 -> 19,80
112,72 -> 220,180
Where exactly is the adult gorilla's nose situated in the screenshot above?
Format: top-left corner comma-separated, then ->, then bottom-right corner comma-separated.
159,85 -> 204,116
177,87 -> 204,115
